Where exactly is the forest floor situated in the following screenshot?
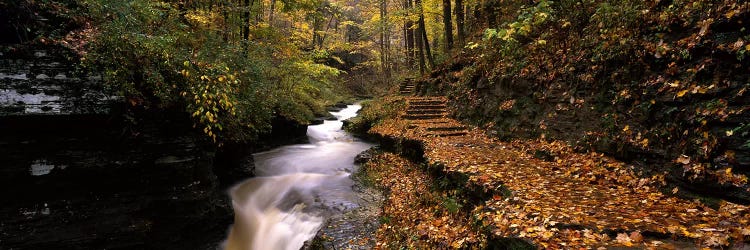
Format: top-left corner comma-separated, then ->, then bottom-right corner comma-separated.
364,96 -> 750,249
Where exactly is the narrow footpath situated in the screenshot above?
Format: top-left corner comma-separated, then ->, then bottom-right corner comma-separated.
367,89 -> 750,248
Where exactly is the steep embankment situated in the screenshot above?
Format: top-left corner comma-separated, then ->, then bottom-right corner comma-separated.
0,44 -> 228,249
0,43 -> 312,249
0,1 -> 311,248
420,0 -> 749,203
364,96 -> 750,248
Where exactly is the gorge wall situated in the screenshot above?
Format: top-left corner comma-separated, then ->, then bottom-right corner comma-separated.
0,44 -> 309,249
0,44 -> 231,249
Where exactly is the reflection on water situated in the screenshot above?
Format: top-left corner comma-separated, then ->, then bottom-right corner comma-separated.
224,104 -> 372,250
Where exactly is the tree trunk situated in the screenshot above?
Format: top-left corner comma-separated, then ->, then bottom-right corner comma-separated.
406,0 -> 416,67
255,0 -> 263,24
222,2 -> 229,42
485,0 -> 496,28
384,0 -> 391,77
414,0 -> 426,75
269,0 -> 276,25
320,15 -> 336,49
442,0 -> 453,52
419,14 -> 435,68
379,0 -> 386,73
243,0 -> 251,42
455,0 -> 465,47
402,18 -> 410,65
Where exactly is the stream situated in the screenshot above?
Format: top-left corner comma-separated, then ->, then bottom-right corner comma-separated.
223,104 -> 372,250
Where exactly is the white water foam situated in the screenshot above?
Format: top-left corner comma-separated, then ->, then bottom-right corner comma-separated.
223,104 -> 371,250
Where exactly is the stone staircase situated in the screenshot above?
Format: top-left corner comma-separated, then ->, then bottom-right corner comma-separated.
402,96 -> 468,137
398,78 -> 416,95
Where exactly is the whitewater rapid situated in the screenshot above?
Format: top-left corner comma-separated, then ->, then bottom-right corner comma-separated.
223,105 -> 371,250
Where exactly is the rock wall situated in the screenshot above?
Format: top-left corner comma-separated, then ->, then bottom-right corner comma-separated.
0,45 -> 230,249
0,112 -> 230,249
0,45 -> 114,115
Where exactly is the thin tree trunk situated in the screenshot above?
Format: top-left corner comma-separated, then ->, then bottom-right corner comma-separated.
455,0 -> 465,47
312,14 -> 323,49
401,17 -> 409,65
406,0 -> 415,67
384,0 -> 391,78
379,1 -> 384,74
419,14 -> 435,68
414,0 -> 426,74
243,0 -> 252,42
442,0 -> 453,52
320,15 -> 336,48
255,0 -> 263,24
269,0 -> 276,25
485,0 -> 496,28
222,1 -> 229,42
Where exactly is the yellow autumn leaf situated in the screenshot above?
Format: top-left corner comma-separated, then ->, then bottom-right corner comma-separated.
677,89 -> 689,97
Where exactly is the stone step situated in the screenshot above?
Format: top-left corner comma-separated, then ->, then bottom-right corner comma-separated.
426,130 -> 468,137
408,96 -> 444,100
409,100 -> 444,106
425,126 -> 467,132
403,114 -> 445,120
408,105 -> 446,110
410,104 -> 446,109
408,120 -> 451,127
405,109 -> 446,115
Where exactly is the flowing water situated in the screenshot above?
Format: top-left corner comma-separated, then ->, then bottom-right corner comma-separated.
223,105 -> 372,250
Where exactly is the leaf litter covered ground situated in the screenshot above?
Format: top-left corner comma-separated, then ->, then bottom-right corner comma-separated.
362,151 -> 485,249
367,96 -> 750,249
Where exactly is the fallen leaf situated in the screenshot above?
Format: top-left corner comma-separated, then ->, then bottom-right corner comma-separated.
676,155 -> 691,165
630,231 -> 643,243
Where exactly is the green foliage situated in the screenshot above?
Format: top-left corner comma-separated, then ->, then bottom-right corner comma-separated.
586,1 -> 643,62
272,59 -> 341,123
483,0 -> 554,42
440,196 -> 462,214
82,0 -> 343,143
344,97 -> 406,134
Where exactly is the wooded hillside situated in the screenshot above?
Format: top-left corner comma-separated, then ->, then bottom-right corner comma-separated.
417,0 -> 750,203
